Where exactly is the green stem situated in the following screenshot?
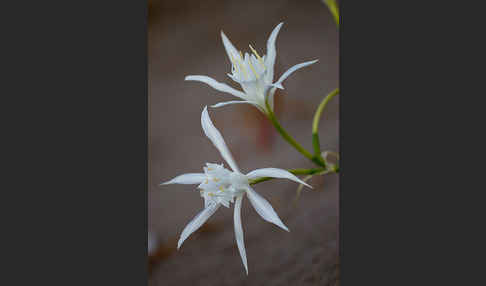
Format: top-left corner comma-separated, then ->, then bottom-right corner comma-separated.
265,100 -> 325,167
312,88 -> 339,157
323,0 -> 340,28
249,168 -> 325,185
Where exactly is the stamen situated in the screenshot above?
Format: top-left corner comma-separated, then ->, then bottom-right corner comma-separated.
249,44 -> 266,70
207,168 -> 213,171
248,60 -> 259,80
218,186 -> 225,192
204,179 -> 208,184
236,56 -> 248,80
213,178 -> 220,182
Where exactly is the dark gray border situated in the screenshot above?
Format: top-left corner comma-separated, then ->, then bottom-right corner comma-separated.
341,0 -> 478,285
3,0 -> 148,284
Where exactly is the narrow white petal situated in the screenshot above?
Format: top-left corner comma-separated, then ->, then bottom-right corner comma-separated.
265,22 -> 284,83
246,168 -> 312,189
177,203 -> 220,249
221,31 -> 241,61
185,75 -> 248,100
234,195 -> 248,274
201,106 -> 240,172
160,173 -> 206,185
211,100 -> 255,108
246,187 -> 289,232
212,100 -> 264,113
273,59 -> 319,87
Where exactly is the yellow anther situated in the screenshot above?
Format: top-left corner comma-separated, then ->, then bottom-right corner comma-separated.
204,179 -> 208,184
249,44 -> 266,70
207,168 -> 213,171
208,192 -> 214,197
213,178 -> 220,182
219,186 -> 225,192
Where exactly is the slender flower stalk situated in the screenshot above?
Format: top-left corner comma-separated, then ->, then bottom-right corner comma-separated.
161,107 -> 311,274
185,22 -> 318,114
264,99 -> 326,168
312,88 -> 339,159
323,0 -> 340,28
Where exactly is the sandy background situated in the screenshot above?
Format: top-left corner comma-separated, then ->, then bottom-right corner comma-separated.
148,0 -> 339,284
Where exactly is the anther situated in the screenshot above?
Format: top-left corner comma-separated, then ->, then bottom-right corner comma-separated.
249,44 -> 266,70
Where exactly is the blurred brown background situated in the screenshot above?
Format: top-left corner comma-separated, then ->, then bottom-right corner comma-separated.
148,0 -> 339,284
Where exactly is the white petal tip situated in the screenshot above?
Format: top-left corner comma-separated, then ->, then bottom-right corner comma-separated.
275,221 -> 289,232
184,75 -> 199,81
271,83 -> 284,89
160,180 -> 174,186
296,180 -> 312,189
221,31 -> 230,42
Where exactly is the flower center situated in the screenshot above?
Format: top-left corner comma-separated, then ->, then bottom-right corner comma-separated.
229,45 -> 267,83
197,163 -> 248,208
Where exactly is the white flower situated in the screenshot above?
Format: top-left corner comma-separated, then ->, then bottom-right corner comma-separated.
161,106 -> 311,274
185,22 -> 318,114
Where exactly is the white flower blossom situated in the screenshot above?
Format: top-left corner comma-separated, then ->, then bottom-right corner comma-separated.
161,106 -> 311,274
185,22 -> 318,114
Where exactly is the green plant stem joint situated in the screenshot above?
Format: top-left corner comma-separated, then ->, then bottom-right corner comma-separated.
311,133 -> 326,167
311,88 -> 339,167
263,88 -> 339,183
311,155 -> 326,168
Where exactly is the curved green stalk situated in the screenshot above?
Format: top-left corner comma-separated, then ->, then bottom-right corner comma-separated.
265,100 -> 325,167
311,88 -> 339,157
323,0 -> 340,28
